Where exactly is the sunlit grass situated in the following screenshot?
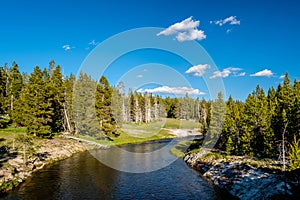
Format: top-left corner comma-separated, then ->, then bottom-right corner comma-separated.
0,127 -> 27,141
163,118 -> 199,129
0,118 -> 200,148
170,140 -> 193,158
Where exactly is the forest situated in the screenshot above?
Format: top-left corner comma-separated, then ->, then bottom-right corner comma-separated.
0,61 -> 299,169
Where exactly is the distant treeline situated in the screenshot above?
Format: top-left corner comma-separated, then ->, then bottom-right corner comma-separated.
0,61 -> 299,167
0,61 -> 208,137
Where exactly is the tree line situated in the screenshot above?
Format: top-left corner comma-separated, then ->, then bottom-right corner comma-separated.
0,61 -> 207,138
0,61 -> 299,167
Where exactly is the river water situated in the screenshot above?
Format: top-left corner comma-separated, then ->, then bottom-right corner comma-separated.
4,138 -> 226,199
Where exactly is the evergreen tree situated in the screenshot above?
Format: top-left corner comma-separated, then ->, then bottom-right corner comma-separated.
289,135 -> 300,170
273,73 -> 294,143
290,80 -> 300,137
49,65 -> 64,133
0,66 -> 6,114
13,66 -> 53,137
7,62 -> 23,112
226,136 -> 234,155
203,92 -> 226,149
73,72 -> 99,136
63,74 -> 76,133
95,76 -> 117,137
112,82 -> 125,125
199,99 -> 208,134
241,86 -> 274,157
222,96 -> 242,154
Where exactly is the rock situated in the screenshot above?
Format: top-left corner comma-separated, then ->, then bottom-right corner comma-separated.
183,154 -> 190,162
0,137 -> 87,195
184,153 -> 295,199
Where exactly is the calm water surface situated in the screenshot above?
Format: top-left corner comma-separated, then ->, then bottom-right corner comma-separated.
4,138 -> 226,200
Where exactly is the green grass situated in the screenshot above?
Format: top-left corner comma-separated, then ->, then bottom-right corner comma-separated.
170,140 -> 193,158
0,118 -> 199,148
163,118 -> 199,129
0,127 -> 26,140
78,118 -> 199,146
109,129 -> 174,146
121,120 -> 165,138
76,129 -> 174,146
0,127 -> 27,148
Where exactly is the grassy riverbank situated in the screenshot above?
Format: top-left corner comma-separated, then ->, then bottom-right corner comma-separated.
0,118 -> 201,194
0,127 -> 87,194
76,118 -> 200,146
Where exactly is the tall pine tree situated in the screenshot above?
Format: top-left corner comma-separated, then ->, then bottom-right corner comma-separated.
95,76 -> 117,137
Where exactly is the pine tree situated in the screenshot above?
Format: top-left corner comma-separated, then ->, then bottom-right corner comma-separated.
73,72 -> 99,136
203,92 -> 226,149
144,92 -> 151,123
13,66 -> 53,137
290,80 -> 300,137
240,86 -> 274,157
15,133 -> 33,166
0,66 -> 6,114
7,62 -> 23,113
63,74 -> 76,133
199,99 -> 208,134
114,81 -> 127,124
226,136 -> 234,155
49,65 -> 64,133
0,66 -> 10,127
273,73 -> 294,143
222,96 -> 242,154
289,135 -> 300,170
95,76 -> 117,137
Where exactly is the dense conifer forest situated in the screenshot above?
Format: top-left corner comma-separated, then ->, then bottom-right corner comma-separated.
0,61 -> 299,169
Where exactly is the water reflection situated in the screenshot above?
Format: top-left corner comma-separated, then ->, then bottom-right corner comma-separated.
4,139 -> 223,200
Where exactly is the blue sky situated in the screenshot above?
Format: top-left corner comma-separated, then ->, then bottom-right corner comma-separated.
1,0 -> 300,100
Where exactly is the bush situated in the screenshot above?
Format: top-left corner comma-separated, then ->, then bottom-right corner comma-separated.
0,114 -> 11,128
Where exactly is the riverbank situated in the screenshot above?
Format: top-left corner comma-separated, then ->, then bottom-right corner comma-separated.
0,119 -> 201,196
184,152 -> 300,199
0,136 -> 87,195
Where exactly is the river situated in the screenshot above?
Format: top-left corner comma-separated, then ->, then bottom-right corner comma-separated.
4,138 -> 227,199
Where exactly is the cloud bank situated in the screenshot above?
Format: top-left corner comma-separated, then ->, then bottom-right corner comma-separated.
137,86 -> 205,95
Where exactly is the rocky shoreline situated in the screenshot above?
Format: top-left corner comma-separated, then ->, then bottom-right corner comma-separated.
184,152 -> 300,199
0,137 -> 87,195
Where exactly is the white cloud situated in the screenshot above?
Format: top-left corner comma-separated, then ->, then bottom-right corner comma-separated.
250,69 -> 274,77
279,75 -> 285,79
210,67 -> 242,79
185,64 -> 211,77
88,40 -> 98,46
136,74 -> 143,78
214,16 -> 240,26
62,44 -> 74,51
226,29 -> 232,34
137,86 -> 205,95
236,72 -> 246,77
157,17 -> 206,42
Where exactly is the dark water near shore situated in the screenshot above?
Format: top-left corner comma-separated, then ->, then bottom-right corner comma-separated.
4,138 -> 225,199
